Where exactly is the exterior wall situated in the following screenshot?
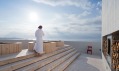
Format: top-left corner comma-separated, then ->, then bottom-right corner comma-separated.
102,53 -> 111,71
102,0 -> 119,36
102,0 -> 119,71
64,41 -> 101,56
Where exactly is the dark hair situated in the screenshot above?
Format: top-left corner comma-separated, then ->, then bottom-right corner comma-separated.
38,25 -> 42,29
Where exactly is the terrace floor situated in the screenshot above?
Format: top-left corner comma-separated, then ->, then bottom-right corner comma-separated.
65,54 -> 106,71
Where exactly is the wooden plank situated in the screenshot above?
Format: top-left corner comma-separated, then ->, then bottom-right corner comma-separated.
50,42 -> 56,52
56,41 -> 64,47
9,44 -> 13,54
17,44 -> 19,52
10,44 -> 14,53
16,44 -> 18,53
15,43 -> 18,53
8,44 -> 11,54
43,43 -> 46,52
1,44 -> 6,55
17,44 -> 20,52
0,46 -> 71,70
15,44 -> 17,53
15,48 -> 74,71
18,43 -> 22,52
50,42 -> 56,48
1,44 -> 10,55
37,50 -> 77,71
43,42 -> 51,53
28,42 -> 35,51
13,44 -> 16,53
0,44 -> 2,55
16,42 -> 22,52
6,44 -> 9,55
52,53 -> 80,71
0,45 -> 71,66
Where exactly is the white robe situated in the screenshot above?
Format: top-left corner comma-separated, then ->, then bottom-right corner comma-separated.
34,29 -> 44,53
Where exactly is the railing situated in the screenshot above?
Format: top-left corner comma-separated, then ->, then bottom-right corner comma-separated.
28,41 -> 64,53
0,42 -> 22,56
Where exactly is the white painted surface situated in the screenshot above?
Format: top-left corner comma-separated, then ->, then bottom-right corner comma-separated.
102,0 -> 119,36
102,53 -> 111,71
64,41 -> 101,56
102,0 -> 119,71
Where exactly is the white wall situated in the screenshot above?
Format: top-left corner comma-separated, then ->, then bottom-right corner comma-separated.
102,0 -> 119,71
102,53 -> 111,71
102,0 -> 119,36
64,41 -> 101,56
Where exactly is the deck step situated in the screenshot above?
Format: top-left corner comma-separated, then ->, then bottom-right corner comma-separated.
0,46 -> 72,71
36,50 -> 77,71
0,45 -> 70,66
52,52 -> 80,71
0,49 -> 35,66
14,48 -> 75,71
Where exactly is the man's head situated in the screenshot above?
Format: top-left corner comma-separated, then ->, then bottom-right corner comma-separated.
38,25 -> 42,29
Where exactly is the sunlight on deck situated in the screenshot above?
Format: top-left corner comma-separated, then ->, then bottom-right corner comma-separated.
65,54 -> 106,71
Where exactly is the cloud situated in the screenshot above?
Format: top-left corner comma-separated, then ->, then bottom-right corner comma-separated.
80,11 -> 91,17
45,26 -> 101,41
0,9 -> 101,41
43,11 -> 101,41
33,0 -> 94,10
96,1 -> 102,11
0,0 -> 101,41
97,1 -> 102,7
3,31 -> 34,39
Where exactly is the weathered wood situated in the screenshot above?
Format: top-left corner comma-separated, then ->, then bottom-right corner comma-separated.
43,42 -> 51,53
0,44 -> 2,55
56,41 -> 64,47
18,43 -> 22,52
111,41 -> 119,71
37,50 -> 77,71
6,44 -> 9,54
0,45 -> 70,66
50,42 -> 57,52
15,47 -> 74,71
1,44 -> 6,55
0,43 -> 22,56
9,44 -> 14,54
52,53 -> 80,71
0,49 -> 35,66
28,42 -> 35,51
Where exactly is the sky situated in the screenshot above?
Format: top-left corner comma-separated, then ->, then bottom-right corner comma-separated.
0,0 -> 102,41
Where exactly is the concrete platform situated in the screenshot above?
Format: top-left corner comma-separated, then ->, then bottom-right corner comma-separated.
64,54 -> 106,71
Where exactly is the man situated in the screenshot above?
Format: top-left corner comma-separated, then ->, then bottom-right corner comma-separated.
34,25 -> 44,56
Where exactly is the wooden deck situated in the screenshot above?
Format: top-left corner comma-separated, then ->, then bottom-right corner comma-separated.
64,54 -> 106,71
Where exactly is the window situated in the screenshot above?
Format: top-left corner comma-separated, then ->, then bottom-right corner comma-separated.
107,39 -> 111,55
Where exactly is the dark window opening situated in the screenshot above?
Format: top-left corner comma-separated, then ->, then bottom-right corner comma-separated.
107,39 -> 111,55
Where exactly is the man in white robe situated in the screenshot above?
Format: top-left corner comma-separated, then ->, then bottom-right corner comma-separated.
34,25 -> 44,56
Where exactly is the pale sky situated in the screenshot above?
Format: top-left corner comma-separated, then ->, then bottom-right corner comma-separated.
0,0 -> 102,41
